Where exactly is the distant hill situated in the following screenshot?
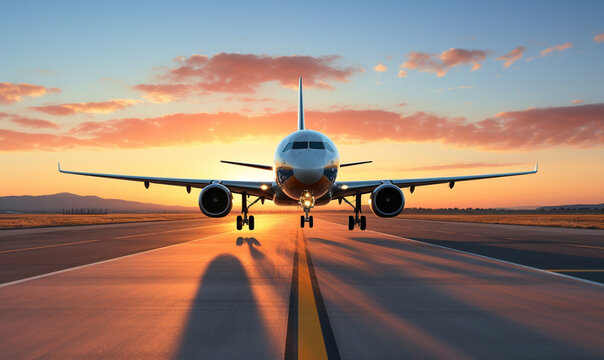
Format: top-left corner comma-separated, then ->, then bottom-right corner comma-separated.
538,203 -> 604,211
0,193 -> 196,213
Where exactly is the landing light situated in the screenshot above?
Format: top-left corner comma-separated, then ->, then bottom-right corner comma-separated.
305,192 -> 310,197
304,200 -> 311,207
260,184 -> 268,190
341,184 -> 349,190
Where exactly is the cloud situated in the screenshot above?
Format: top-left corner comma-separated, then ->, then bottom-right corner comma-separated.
400,48 -> 488,77
572,99 -> 584,104
540,42 -> 573,57
2,103 -> 602,152
0,129 -> 88,151
30,99 -> 142,115
496,46 -> 526,68
0,82 -> 60,104
134,53 -> 361,102
405,162 -> 521,171
594,32 -> 604,43
0,112 -> 58,129
397,69 -> 407,78
374,63 -> 387,72
132,84 -> 192,104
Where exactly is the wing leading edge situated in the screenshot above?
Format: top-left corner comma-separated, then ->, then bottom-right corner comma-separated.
333,163 -> 538,198
58,163 -> 274,198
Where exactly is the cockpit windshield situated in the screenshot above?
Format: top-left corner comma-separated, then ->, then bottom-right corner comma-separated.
292,141 -> 308,149
283,141 -> 332,152
309,141 -> 324,149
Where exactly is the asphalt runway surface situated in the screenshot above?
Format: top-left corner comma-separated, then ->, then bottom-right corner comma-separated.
1,214 -> 603,359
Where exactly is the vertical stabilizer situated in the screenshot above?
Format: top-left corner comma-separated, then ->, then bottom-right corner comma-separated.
298,77 -> 305,130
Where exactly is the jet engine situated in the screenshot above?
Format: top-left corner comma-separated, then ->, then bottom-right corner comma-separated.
198,184 -> 232,217
369,184 -> 405,217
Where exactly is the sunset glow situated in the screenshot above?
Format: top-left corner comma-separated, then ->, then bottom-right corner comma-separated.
1,1 -> 603,208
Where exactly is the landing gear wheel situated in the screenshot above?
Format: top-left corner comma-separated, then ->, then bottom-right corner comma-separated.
248,215 -> 255,230
360,215 -> 367,230
309,216 -> 314,228
348,215 -> 355,230
236,215 -> 243,230
300,215 -> 305,228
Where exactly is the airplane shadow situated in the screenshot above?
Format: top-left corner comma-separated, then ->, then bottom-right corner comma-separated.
237,237 -> 264,260
175,254 -> 271,359
309,235 -> 596,359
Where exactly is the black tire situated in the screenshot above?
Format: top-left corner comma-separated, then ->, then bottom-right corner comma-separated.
348,215 -> 355,230
360,215 -> 367,230
309,216 -> 314,228
300,215 -> 305,228
249,215 -> 255,230
236,215 -> 243,230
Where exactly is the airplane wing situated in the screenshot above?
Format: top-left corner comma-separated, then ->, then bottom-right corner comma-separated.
58,163 -> 274,198
333,163 -> 538,198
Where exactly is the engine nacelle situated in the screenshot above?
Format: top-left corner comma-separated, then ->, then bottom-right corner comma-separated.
369,184 -> 405,217
198,184 -> 233,217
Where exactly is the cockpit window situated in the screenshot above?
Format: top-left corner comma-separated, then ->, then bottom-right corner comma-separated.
292,141 -> 308,149
309,141 -> 325,149
324,142 -> 334,152
282,142 -> 293,152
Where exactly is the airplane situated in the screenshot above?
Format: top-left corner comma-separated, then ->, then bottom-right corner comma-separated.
59,77 -> 538,231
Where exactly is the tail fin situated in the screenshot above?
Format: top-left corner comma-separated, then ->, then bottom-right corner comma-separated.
298,77 -> 304,130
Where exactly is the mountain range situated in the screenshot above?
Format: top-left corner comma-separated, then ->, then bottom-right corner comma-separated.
0,193 -> 196,213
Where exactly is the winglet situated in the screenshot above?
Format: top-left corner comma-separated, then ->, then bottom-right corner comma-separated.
58,161 -> 62,172
297,77 -> 304,131
535,162 -> 539,173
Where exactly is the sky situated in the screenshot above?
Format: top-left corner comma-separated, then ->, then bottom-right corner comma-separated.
1,0 -> 603,209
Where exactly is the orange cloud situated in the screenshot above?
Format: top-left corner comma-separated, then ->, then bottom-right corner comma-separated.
134,53 -> 361,102
572,99 -> 584,104
2,104 -> 602,152
132,84 -> 191,104
374,63 -> 387,72
496,46 -> 526,68
405,162 -> 521,171
594,32 -> 604,43
400,48 -> 488,77
540,42 -> 573,57
0,112 -> 58,129
30,99 -> 142,115
397,69 -> 407,78
0,82 -> 60,104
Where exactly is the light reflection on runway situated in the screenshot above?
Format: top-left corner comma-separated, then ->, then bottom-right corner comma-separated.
0,214 -> 602,359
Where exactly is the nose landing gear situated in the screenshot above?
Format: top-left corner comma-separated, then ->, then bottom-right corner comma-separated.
300,190 -> 314,228
341,192 -> 367,230
236,192 -> 263,230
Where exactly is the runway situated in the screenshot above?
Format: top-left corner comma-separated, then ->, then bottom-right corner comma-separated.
1,214 -> 603,359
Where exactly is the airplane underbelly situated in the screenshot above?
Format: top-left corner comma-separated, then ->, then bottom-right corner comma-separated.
276,166 -> 337,200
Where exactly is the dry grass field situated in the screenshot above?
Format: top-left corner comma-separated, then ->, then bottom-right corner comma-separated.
1,213 -> 602,230
0,214 -> 201,230
398,214 -> 604,229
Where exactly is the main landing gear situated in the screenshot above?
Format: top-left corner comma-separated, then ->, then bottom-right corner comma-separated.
340,192 -> 366,231
236,192 -> 264,231
300,190 -> 314,228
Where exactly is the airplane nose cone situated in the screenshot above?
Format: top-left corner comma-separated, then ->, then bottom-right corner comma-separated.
293,167 -> 323,185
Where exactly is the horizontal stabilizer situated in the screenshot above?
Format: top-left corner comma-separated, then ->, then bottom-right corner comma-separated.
220,160 -> 273,171
340,161 -> 372,167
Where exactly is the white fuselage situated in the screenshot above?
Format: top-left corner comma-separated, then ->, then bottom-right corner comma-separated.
273,129 -> 340,205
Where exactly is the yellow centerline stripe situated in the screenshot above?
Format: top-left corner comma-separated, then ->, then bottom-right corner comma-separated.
0,239 -> 99,254
297,233 -> 328,360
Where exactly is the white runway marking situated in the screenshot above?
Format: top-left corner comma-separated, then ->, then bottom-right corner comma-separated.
0,231 -> 233,288
114,223 -> 226,239
319,219 -> 604,288
0,239 -> 98,254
